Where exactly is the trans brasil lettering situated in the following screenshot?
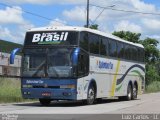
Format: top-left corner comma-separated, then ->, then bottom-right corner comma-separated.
32,32 -> 68,44
98,60 -> 113,69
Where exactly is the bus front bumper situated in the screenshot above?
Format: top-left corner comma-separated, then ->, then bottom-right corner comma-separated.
22,88 -> 77,100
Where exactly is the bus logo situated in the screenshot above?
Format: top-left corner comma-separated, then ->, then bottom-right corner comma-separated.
32,32 -> 68,44
97,60 -> 113,69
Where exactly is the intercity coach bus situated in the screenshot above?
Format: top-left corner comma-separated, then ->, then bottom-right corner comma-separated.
21,26 -> 145,105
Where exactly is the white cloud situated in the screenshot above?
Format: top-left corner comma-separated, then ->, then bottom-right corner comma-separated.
63,6 -> 86,22
147,35 -> 160,40
0,26 -> 23,43
3,21 -> 34,43
114,20 -> 142,33
49,18 -> 67,26
2,0 -> 158,12
0,26 -> 12,39
0,6 -> 25,25
142,19 -> 160,30
130,0 -> 156,12
2,0 -> 85,5
0,6 -> 34,29
62,0 -> 157,22
63,6 -> 106,23
0,6 -> 34,43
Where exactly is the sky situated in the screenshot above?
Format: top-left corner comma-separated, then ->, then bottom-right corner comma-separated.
0,0 -> 160,49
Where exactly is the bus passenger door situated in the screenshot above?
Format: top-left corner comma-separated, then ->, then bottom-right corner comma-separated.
76,51 -> 89,100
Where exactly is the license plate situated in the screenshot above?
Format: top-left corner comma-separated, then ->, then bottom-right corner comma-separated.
42,92 -> 51,97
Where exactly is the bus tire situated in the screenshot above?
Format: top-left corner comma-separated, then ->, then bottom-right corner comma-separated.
118,96 -> 125,101
132,83 -> 138,100
96,98 -> 103,103
118,84 -> 132,101
39,99 -> 51,106
85,85 -> 96,105
126,84 -> 132,101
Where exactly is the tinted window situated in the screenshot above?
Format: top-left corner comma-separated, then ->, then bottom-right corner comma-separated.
132,47 -> 138,61
117,42 -> 124,58
79,32 -> 89,52
100,37 -> 108,56
124,44 -> 130,60
138,48 -> 145,62
142,49 -> 145,62
128,45 -> 133,60
108,39 -> 117,57
89,34 -> 99,54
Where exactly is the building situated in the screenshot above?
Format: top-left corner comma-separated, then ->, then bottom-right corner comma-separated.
0,52 -> 21,77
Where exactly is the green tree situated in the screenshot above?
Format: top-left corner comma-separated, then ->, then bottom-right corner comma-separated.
112,31 -> 141,43
84,24 -> 99,30
139,38 -> 159,63
146,64 -> 160,85
155,51 -> 160,76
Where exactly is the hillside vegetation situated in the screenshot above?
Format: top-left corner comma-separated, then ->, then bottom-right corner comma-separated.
0,40 -> 23,53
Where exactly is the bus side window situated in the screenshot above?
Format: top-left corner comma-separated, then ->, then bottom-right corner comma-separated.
89,33 -> 99,54
108,39 -> 117,58
100,37 -> 108,56
124,44 -> 129,60
117,42 -> 124,59
80,32 -> 89,52
138,48 -> 145,62
133,47 -> 138,61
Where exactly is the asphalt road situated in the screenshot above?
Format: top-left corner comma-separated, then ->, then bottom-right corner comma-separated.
0,92 -> 160,120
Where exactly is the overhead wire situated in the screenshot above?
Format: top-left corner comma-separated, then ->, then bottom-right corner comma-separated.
90,3 -> 160,16
0,2 -> 69,26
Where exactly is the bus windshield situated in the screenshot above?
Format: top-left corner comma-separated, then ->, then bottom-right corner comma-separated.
22,48 -> 74,78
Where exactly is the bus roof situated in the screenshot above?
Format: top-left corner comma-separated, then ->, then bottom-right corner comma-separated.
28,26 -> 144,48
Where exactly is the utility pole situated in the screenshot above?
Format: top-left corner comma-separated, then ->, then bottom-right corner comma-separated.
86,0 -> 89,28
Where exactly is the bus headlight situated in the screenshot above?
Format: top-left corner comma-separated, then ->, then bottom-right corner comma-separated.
60,85 -> 75,89
22,85 -> 33,88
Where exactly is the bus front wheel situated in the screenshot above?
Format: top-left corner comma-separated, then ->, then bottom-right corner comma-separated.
39,99 -> 51,106
85,85 -> 96,105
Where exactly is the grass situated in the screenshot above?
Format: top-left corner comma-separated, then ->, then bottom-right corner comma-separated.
0,77 -> 34,103
145,81 -> 160,93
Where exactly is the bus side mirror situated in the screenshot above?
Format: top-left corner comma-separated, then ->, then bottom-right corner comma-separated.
10,48 -> 21,64
72,48 -> 80,66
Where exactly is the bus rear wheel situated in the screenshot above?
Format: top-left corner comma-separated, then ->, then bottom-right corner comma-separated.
85,85 -> 96,105
39,99 -> 51,106
119,84 -> 132,101
132,84 -> 138,100
126,84 -> 132,101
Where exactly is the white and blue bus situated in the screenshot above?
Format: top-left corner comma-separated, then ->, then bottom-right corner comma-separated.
21,26 -> 145,105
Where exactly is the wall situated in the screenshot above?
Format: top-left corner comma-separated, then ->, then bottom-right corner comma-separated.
0,52 -> 21,76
